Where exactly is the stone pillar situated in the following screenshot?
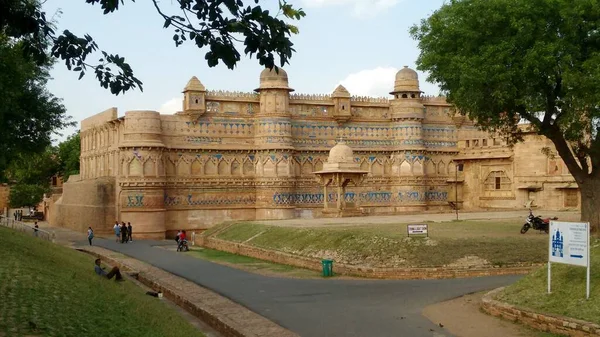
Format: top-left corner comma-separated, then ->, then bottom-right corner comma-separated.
117,110 -> 167,239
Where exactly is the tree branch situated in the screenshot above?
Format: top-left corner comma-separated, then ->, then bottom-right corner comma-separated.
548,125 -> 586,182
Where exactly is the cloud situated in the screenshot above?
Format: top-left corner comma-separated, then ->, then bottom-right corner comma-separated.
300,0 -> 400,18
159,97 -> 181,114
337,67 -> 398,97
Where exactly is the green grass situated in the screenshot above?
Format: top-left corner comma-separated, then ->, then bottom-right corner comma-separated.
186,248 -> 321,278
0,226 -> 205,337
496,238 -> 600,325
210,220 -> 550,268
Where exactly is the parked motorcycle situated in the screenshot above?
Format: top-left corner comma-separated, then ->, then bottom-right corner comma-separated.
520,209 -> 558,234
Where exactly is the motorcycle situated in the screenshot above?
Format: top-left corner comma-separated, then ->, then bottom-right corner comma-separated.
520,209 -> 558,234
177,239 -> 189,252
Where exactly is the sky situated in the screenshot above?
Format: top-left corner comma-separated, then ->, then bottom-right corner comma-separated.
42,0 -> 447,142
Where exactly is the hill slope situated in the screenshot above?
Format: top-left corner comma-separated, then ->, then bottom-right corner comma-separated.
0,226 -> 206,337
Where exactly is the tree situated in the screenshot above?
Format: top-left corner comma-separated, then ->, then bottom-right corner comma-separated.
56,132 -> 80,180
9,183 -> 49,208
1,0 -> 306,95
0,33 -> 72,180
6,148 -> 59,208
410,0 -> 600,231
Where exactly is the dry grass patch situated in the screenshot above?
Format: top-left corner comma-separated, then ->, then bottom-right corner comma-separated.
212,220 -> 548,268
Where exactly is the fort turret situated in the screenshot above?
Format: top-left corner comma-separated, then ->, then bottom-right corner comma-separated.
389,66 -> 426,151
182,76 -> 207,118
118,110 -> 167,239
253,67 -> 296,220
331,85 -> 352,123
389,67 -> 427,211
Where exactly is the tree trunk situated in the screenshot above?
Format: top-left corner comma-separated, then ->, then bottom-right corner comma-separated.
579,176 -> 600,233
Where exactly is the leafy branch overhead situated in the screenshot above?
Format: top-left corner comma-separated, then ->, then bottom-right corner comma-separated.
2,0 -> 305,95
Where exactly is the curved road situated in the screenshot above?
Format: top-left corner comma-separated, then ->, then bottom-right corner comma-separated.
92,239 -> 521,337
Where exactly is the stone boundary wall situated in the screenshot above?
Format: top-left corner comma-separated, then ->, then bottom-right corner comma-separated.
80,246 -> 298,337
481,287 -> 600,336
198,236 -> 538,279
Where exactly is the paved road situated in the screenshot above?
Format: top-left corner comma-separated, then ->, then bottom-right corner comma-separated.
90,239 -> 522,337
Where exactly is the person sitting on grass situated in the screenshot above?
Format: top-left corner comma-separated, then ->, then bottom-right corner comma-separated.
94,258 -> 124,281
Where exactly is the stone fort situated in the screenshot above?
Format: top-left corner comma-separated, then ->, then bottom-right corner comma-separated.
48,66 -> 580,238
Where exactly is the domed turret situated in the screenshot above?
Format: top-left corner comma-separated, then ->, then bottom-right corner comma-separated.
318,140 -> 364,172
255,67 -> 294,92
391,66 -> 421,94
328,140 -> 354,164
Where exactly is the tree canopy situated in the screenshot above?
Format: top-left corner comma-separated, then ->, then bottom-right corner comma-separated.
410,0 -> 600,229
0,33 -> 72,180
1,0 -> 306,95
56,132 -> 80,181
5,133 -> 80,208
6,148 -> 58,208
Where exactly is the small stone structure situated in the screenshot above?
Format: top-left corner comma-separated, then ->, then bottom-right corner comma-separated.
314,140 -> 368,217
48,65 -> 580,238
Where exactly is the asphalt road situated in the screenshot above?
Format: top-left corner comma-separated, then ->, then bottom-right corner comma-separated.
92,239 -> 522,337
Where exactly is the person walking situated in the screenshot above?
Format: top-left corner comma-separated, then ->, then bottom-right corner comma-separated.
120,222 -> 128,243
87,227 -> 94,246
127,222 -> 133,242
34,221 -> 39,237
114,222 -> 121,243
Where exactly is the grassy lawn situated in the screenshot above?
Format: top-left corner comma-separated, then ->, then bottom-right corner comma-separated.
210,220 -> 550,268
0,226 -> 205,337
496,238 -> 600,325
185,247 -> 322,278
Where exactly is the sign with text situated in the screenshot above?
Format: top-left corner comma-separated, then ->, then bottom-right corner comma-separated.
547,220 -> 591,299
407,224 -> 428,237
548,221 -> 589,267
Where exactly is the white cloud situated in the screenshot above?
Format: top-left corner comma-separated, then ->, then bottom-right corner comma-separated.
300,0 -> 400,18
337,67 -> 398,97
159,97 -> 182,114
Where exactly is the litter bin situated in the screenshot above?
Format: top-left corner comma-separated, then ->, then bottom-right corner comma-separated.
321,259 -> 334,277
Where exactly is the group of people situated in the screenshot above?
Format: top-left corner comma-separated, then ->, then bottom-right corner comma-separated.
114,222 -> 133,243
13,210 -> 23,221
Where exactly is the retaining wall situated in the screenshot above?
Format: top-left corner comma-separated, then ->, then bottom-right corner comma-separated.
199,235 -> 538,279
481,287 -> 600,337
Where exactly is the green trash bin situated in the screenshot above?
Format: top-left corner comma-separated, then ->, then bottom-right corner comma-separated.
321,259 -> 334,277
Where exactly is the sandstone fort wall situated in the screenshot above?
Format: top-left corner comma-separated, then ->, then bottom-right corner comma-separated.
51,176 -> 116,233
51,67 -> 579,237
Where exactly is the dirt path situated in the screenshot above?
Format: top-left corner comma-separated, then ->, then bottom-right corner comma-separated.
423,292 -> 547,337
259,210 -> 580,227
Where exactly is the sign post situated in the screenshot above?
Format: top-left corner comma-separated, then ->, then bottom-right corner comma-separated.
548,221 -> 591,299
407,224 -> 428,237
